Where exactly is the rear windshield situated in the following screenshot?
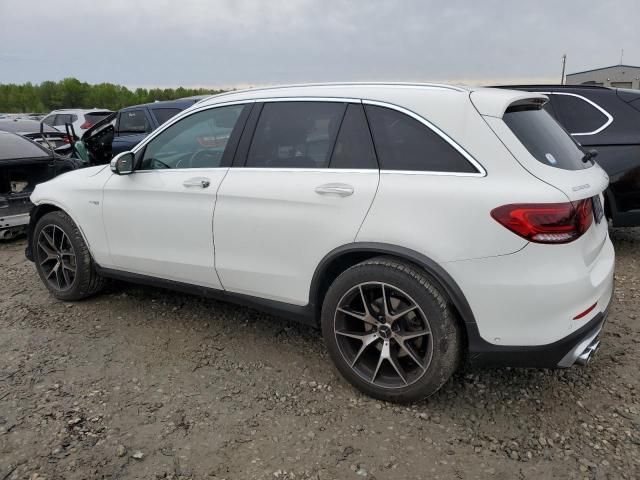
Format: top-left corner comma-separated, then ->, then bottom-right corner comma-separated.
0,132 -> 48,160
152,108 -> 182,125
503,106 -> 590,170
84,112 -> 112,122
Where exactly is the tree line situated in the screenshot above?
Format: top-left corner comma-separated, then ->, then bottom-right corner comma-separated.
0,78 -> 227,113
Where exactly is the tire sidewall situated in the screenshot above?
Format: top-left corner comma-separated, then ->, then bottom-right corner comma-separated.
321,260 -> 460,402
33,211 -> 90,301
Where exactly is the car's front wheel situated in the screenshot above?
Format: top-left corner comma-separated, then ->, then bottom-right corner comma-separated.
33,210 -> 106,301
321,257 -> 461,403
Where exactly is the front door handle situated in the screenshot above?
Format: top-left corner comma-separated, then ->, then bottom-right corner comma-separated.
315,183 -> 354,197
183,177 -> 211,188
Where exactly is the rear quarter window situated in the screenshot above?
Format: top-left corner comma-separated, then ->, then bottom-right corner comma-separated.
549,94 -> 609,134
503,106 -> 589,170
364,105 -> 478,173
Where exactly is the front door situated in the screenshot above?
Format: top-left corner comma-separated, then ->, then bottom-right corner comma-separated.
102,103 -> 251,288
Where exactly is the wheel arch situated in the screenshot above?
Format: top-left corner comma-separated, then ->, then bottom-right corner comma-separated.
309,243 -> 478,339
26,203 -> 89,262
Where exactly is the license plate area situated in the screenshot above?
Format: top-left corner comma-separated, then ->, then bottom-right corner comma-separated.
592,195 -> 604,224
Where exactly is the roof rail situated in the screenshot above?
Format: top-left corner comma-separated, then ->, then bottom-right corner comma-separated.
206,82 -> 469,100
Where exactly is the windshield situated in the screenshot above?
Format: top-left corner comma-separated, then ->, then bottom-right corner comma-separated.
503,106 -> 590,170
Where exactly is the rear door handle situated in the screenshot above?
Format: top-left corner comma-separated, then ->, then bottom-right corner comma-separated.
315,183 -> 354,197
183,177 -> 211,188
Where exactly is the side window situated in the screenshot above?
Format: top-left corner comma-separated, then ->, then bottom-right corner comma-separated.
42,115 -> 55,127
152,108 -> 182,125
364,105 -> 478,173
330,104 -> 377,169
53,114 -> 71,126
246,101 -> 345,168
550,94 -> 608,134
118,110 -> 150,134
139,104 -> 246,170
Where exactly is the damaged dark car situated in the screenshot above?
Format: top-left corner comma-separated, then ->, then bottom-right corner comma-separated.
0,118 -> 72,151
0,131 -> 81,240
74,98 -> 203,165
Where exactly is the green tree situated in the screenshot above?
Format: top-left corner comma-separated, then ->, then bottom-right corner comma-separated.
0,78 -> 226,113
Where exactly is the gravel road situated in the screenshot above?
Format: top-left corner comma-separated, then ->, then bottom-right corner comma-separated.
0,230 -> 638,480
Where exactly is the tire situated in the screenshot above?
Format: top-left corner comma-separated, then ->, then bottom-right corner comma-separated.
321,256 -> 462,403
32,210 -> 107,301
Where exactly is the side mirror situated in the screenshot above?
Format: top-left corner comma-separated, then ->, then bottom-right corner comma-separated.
110,151 -> 135,175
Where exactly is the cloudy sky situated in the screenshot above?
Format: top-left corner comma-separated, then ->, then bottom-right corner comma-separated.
1,0 -> 638,88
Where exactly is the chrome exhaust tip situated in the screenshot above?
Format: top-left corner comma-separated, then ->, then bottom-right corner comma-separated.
575,339 -> 600,366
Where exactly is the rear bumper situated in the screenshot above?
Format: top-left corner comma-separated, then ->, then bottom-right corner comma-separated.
467,308 -> 608,368
445,224 -> 614,345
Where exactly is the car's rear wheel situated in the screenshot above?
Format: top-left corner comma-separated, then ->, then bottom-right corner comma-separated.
321,257 -> 461,403
33,211 -> 106,301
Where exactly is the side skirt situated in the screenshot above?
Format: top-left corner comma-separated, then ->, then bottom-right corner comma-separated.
94,266 -> 318,327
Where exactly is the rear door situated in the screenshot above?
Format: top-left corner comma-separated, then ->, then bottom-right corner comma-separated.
213,100 -> 380,305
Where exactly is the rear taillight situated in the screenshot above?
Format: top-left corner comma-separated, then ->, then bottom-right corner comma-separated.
63,135 -> 71,144
491,199 -> 593,244
80,120 -> 93,129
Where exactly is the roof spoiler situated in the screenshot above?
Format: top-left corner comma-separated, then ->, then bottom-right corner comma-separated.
470,89 -> 548,118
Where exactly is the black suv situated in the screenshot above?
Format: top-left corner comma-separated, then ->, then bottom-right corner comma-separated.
497,85 -> 640,227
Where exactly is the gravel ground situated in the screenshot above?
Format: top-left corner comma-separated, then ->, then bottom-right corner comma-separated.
0,230 -> 638,480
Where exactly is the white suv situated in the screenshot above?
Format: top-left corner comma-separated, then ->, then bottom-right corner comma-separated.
26,83 -> 614,402
42,108 -> 112,137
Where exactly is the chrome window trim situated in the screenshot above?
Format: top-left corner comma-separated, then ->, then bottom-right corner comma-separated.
130,96 -> 487,177
541,92 -> 613,136
259,96 -> 361,103
230,167 -> 378,173
378,169 -> 485,177
133,167 -> 231,174
362,99 -> 487,177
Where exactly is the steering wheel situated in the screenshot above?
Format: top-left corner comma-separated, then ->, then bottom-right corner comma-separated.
149,158 -> 171,169
187,149 -> 221,168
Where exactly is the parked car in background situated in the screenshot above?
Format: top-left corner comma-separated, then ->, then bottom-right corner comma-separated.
42,108 -> 112,137
0,118 -> 72,150
0,131 -> 81,240
496,85 -> 640,227
74,98 -> 205,165
26,83 -> 613,402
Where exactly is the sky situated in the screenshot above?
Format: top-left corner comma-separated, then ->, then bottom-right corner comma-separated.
0,0 -> 639,89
